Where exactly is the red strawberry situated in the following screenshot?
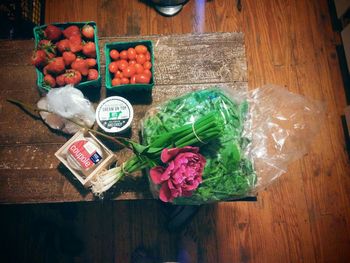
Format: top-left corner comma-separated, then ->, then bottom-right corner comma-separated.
43,65 -> 49,75
64,70 -> 82,85
31,50 -> 47,67
44,25 -> 62,41
38,40 -> 57,60
46,51 -> 56,60
71,58 -> 89,76
69,35 -> 83,53
85,58 -> 97,68
44,74 -> 56,88
87,69 -> 98,80
56,74 -> 66,86
82,42 -> 96,58
37,39 -> 56,53
46,57 -> 65,75
63,25 -> 81,38
38,39 -> 51,46
82,25 -> 94,39
56,39 -> 70,53
62,51 -> 76,66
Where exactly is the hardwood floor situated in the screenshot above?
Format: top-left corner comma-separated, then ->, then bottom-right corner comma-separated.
1,0 -> 349,262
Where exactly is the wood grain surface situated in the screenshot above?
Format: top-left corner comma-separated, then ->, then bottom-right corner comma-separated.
0,0 -> 349,263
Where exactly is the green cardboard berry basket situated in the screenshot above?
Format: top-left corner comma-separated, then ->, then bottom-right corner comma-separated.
33,21 -> 101,93
105,40 -> 154,93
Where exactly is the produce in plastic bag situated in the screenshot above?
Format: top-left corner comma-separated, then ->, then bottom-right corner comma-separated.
140,85 -> 325,204
37,85 -> 95,134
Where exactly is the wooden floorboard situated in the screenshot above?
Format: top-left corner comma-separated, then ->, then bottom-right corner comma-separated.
0,0 -> 349,262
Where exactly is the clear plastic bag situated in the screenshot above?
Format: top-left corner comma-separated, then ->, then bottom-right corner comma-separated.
37,85 -> 95,134
140,85 -> 325,204
245,85 -> 325,191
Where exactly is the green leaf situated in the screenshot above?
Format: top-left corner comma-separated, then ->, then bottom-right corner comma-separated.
129,141 -> 149,154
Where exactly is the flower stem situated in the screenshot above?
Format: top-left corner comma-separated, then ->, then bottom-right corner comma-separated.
7,98 -> 131,149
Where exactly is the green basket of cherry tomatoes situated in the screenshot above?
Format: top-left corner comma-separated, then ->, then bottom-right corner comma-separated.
32,21 -> 101,93
105,40 -> 154,93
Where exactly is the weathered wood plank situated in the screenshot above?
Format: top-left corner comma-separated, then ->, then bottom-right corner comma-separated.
0,168 -> 153,204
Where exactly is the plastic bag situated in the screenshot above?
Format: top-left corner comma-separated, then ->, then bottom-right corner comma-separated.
37,85 -> 95,134
244,85 -> 325,191
140,85 -> 325,204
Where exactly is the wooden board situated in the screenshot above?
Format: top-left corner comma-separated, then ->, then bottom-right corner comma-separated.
0,33 -> 247,203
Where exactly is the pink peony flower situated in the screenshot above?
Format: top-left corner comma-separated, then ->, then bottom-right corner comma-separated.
150,146 -> 206,202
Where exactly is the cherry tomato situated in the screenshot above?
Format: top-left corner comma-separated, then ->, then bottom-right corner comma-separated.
145,51 -> 151,61
112,78 -> 122,86
135,73 -> 150,84
143,69 -> 152,78
109,61 -> 119,73
110,49 -> 119,60
134,63 -> 144,74
130,75 -> 136,84
129,60 -> 136,65
127,48 -> 137,60
136,54 -> 146,65
122,65 -> 136,78
120,50 -> 128,60
118,59 -> 129,71
143,61 -> 152,70
135,45 -> 147,54
121,77 -> 130,84
115,70 -> 123,79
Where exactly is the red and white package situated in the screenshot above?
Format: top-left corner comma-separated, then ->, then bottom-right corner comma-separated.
67,139 -> 103,172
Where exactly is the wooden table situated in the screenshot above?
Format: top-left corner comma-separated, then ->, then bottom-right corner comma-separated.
0,32 -> 247,203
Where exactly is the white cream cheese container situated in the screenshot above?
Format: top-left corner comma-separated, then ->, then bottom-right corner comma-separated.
95,96 -> 134,134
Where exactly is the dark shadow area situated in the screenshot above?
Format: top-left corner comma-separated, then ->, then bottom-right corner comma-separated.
0,0 -> 45,39
341,115 -> 350,159
0,202 -> 84,263
0,197 -> 257,262
78,84 -> 102,103
336,44 -> 350,104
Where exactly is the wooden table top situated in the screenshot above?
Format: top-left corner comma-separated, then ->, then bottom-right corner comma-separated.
0,32 -> 247,204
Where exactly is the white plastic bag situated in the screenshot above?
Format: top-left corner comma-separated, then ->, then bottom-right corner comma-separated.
37,85 -> 95,134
